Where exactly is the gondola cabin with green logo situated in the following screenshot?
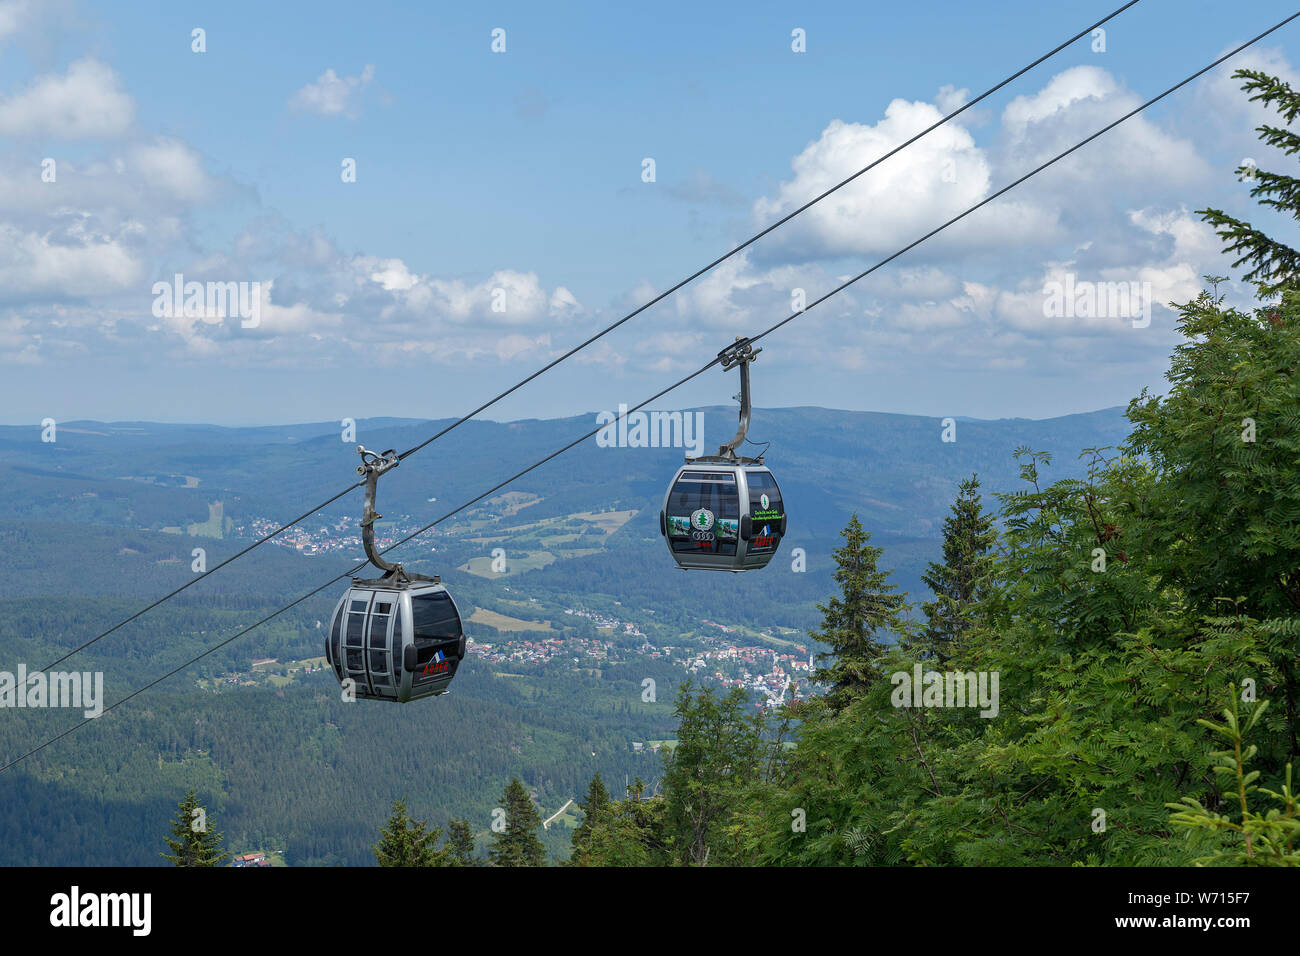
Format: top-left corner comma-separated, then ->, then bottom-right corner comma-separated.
658,337 -> 787,571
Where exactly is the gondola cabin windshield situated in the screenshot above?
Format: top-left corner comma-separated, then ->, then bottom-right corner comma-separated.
666,470 -> 740,555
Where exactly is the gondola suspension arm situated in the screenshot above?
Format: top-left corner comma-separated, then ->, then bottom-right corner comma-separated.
355,446 -> 437,584
716,336 -> 761,462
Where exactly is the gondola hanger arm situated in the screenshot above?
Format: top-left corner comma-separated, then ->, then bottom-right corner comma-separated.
716,336 -> 760,461
355,446 -> 407,579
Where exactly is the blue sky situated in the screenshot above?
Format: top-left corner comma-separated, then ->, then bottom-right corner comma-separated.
0,0 -> 1298,426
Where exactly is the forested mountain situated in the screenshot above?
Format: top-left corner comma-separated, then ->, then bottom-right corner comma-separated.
0,404 -> 1128,865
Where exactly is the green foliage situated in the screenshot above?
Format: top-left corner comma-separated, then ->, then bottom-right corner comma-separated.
0,663 -> 676,866
445,818 -> 479,866
570,777 -> 671,867
810,514 -> 910,712
1198,69 -> 1300,297
1167,690 -> 1299,866
665,278 -> 1300,868
161,788 -> 228,866
488,777 -> 546,867
372,800 -> 476,867
914,474 -> 997,664
374,797 -> 448,867
661,683 -> 770,865
568,771 -> 611,863
1125,286 -> 1300,760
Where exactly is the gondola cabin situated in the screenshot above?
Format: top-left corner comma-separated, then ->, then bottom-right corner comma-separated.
325,579 -> 466,702
660,462 -> 786,571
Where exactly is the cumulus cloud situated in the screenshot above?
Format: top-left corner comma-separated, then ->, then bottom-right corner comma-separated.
102,242 -> 587,365
370,267 -> 581,330
0,219 -> 142,298
0,58 -> 134,138
1196,46 -> 1300,153
0,43 -> 1277,399
752,101 -> 1057,262
935,84 -> 970,114
129,138 -> 214,202
636,59 -> 1268,385
1002,65 -> 1117,132
367,257 -> 420,292
151,61 -> 1265,377
997,66 -> 1209,190
289,65 -> 376,117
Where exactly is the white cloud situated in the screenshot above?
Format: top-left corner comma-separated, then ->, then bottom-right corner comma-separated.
129,138 -> 213,202
0,46 -> 1263,396
367,257 -> 420,292
0,221 -> 141,297
935,84 -> 970,114
651,60 -> 1250,384
997,65 -> 1209,190
290,65 -> 376,117
493,333 -> 551,361
1002,66 -> 1117,133
1197,46 -> 1300,151
89,244 -> 589,364
253,281 -> 342,336
0,58 -> 134,138
633,330 -> 707,373
672,253 -> 770,327
549,286 -> 582,319
402,269 -> 576,327
0,1 -> 30,39
752,101 -> 1057,261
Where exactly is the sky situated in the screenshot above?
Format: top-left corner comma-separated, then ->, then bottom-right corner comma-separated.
0,0 -> 1298,426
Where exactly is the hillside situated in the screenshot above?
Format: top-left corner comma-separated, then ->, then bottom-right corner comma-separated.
0,403 -> 1133,864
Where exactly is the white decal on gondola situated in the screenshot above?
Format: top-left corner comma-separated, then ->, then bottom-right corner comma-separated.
691,508 -> 715,531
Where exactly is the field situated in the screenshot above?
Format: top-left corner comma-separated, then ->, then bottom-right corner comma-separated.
569,510 -> 637,534
469,607 -> 557,632
460,550 -> 557,578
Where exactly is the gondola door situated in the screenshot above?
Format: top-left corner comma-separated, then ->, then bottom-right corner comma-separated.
341,590 -> 372,698
365,594 -> 397,698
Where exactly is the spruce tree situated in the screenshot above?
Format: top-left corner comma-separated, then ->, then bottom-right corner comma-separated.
488,778 -> 546,867
445,819 -> 478,866
571,777 -> 671,867
1198,69 -> 1300,297
915,474 -> 997,664
569,772 -> 611,861
811,513 -> 909,711
160,788 -> 229,867
373,798 -> 444,867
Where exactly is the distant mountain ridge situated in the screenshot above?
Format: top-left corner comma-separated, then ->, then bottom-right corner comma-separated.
0,404 -> 1133,540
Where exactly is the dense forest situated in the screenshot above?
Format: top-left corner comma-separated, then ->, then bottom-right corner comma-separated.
0,660 -> 682,865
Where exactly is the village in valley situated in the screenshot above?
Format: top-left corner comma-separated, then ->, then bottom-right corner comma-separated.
201,603 -> 817,715
213,502 -> 820,713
